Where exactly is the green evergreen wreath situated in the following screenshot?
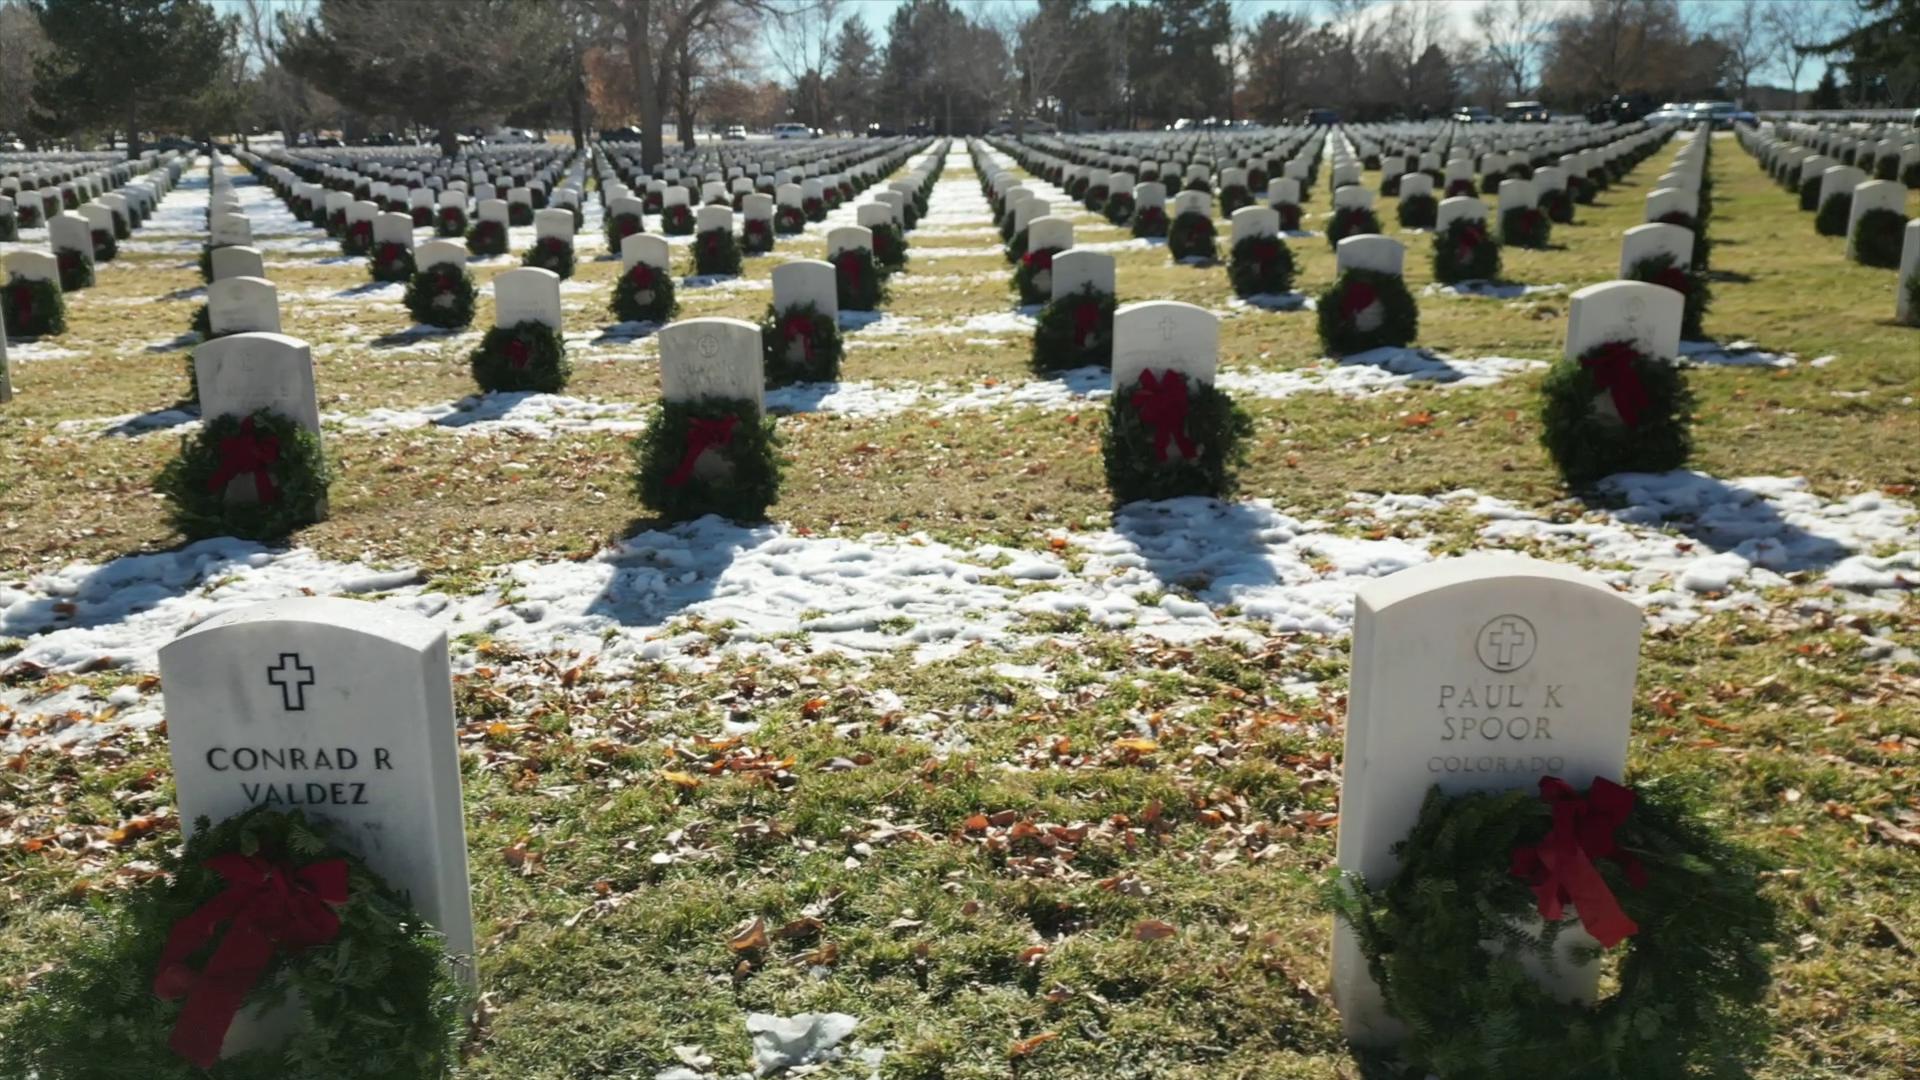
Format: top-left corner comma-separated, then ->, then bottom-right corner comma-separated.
1103,191 -> 1135,226
760,302 -> 842,386
157,409 -> 331,540
1797,176 -> 1821,212
1653,212 -> 1711,272
1131,203 -> 1168,238
1903,160 -> 1920,189
0,211 -> 16,241
1396,193 -> 1437,229
1540,340 -> 1694,486
1317,269 -> 1419,357
633,397 -> 782,522
741,217 -> 774,255
1327,777 -> 1776,1080
661,204 -> 695,236
1814,192 -> 1851,237
1228,234 -> 1295,297
774,205 -> 806,235
803,196 -> 826,222
368,242 -> 415,284
92,227 -> 118,262
610,261 -> 678,324
0,807 -> 465,1080
604,210 -> 644,254
1905,272 -> 1920,327
1445,178 -> 1478,199
1168,210 -> 1217,261
1326,206 -> 1381,249
1218,185 -> 1252,216
1501,206 -> 1552,249
1003,226 -> 1029,262
1541,187 -> 1575,225
189,302 -> 215,341
404,263 -> 478,329
834,248 -> 885,311
523,236 -> 576,279
507,202 -> 534,226
1850,208 -> 1908,269
1012,246 -> 1061,306
1275,202 -> 1303,231
870,223 -> 907,273
1030,286 -> 1115,373
1082,184 -> 1109,213
1626,253 -> 1711,340
339,220 -> 373,258
435,206 -> 467,238
1568,174 -> 1594,205
3,275 -> 65,337
1432,218 -> 1501,284
465,219 -> 507,257
471,320 -> 570,394
56,248 -> 93,292
1102,371 -> 1251,504
17,200 -> 43,229
691,227 -> 741,276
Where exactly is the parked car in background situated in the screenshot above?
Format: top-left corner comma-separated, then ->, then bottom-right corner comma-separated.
1646,102 -> 1690,123
772,122 -> 811,139
1453,106 -> 1497,124
489,128 -> 538,145
723,125 -> 747,141
1685,101 -> 1756,128
866,123 -> 897,138
1502,101 -> 1549,122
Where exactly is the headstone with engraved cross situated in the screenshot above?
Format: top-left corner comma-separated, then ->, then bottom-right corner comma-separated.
1331,554 -> 1642,1045
658,316 -> 763,415
1110,299 -> 1217,393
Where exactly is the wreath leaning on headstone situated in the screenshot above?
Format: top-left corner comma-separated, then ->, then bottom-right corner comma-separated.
1167,210 -> 1217,261
1218,184 -> 1253,217
0,807 -> 466,1080
604,209 -> 644,253
1317,268 -> 1419,357
1501,205 -> 1553,249
1850,208 -> 1909,269
610,261 -> 679,325
92,227 -> 118,263
1541,186 -> 1575,225
833,248 -> 885,311
692,228 -> 742,276
339,219 -> 373,258
1031,285 -> 1115,373
774,204 -> 806,235
369,242 -> 416,284
1814,192 -> 1852,237
3,274 -> 66,338
1131,203 -> 1167,238
1227,234 -> 1296,298
523,236 -> 576,280
632,397 -> 782,522
1012,246 -> 1060,306
436,206 -> 467,238
1539,338 -> 1694,486
1103,190 -> 1135,227
404,263 -> 478,330
760,301 -> 842,386
157,409 -> 331,541
471,319 -> 571,394
465,219 -> 507,257
1625,254 -> 1712,340
1432,218 -> 1501,285
56,248 -> 93,292
1396,193 -> 1437,230
0,209 -> 17,241
1102,370 -> 1251,504
1325,205 -> 1381,249
1326,776 -> 1777,1080
741,216 -> 774,255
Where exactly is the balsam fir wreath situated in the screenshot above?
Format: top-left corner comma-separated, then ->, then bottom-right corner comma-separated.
410,204 -> 432,228
604,209 -> 644,253
1541,186 -> 1575,225
1328,777 -> 1776,1080
1905,273 -> 1920,327
1480,173 -> 1504,196
1131,202 -> 1168,238
1850,208 -> 1908,269
1626,253 -> 1711,340
741,216 -> 774,255
760,301 -> 842,386
1540,338 -> 1694,485
1103,369 -> 1251,504
774,204 -> 806,235
1814,192 -> 1851,237
1030,285 -> 1114,373
1432,218 -> 1501,284
1568,174 -> 1593,205
1218,184 -> 1253,217
1168,210 -> 1217,261
0,209 -> 16,241
325,207 -> 346,237
870,223 -> 907,273
1445,178 -> 1477,199
507,202 -> 534,227
57,248 -> 92,292
1904,159 -> 1920,189
834,247 -> 885,311
633,397 -> 782,522
1797,176 -> 1822,212
1501,205 -> 1552,249
369,242 -> 415,284
662,204 -> 695,236
803,195 -> 826,222
524,236 -> 577,279
1183,174 -> 1212,194
339,219 -> 373,258
404,263 -> 478,329
1228,234 -> 1295,298
1396,193 -> 1437,230
1103,190 -> 1135,226
0,807 -> 465,1080
1067,174 -> 1090,201
1653,211 -> 1711,272
610,261 -> 678,325
1275,201 -> 1303,231
1317,268 -> 1418,356
157,409 -> 330,540
643,189 -> 664,214
471,319 -> 570,394
1082,183 -> 1109,213
60,188 -> 78,210
1325,205 -> 1381,249
4,274 -> 66,337
1013,247 -> 1061,306
692,227 -> 741,276
92,227 -> 118,263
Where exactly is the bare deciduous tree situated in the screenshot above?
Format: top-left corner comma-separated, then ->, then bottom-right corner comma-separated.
1472,0 -> 1546,99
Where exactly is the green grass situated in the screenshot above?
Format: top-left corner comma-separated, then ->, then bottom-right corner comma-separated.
0,137 -> 1915,1079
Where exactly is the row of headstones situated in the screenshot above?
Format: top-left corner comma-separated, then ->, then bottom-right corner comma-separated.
1738,124 -> 1916,267
601,135 -> 923,197
1766,119 -> 1920,186
267,142 -> 575,197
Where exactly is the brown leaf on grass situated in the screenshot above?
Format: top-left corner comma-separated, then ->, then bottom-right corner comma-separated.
1869,818 -> 1920,849
1133,919 -> 1177,942
1400,410 -> 1434,428
660,770 -> 704,790
1112,737 -> 1159,754
1008,1032 -> 1058,1059
1018,945 -> 1049,968
727,917 -> 769,953
774,916 -> 825,940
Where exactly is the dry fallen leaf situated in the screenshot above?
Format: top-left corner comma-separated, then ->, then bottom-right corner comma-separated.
1133,919 -> 1177,942
727,917 -> 769,953
1008,1032 -> 1058,1059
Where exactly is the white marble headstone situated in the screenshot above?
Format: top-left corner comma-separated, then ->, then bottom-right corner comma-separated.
1565,280 -> 1683,361
415,239 -> 467,272
1050,249 -> 1115,300
1027,215 -> 1074,252
1336,235 -> 1405,276
1111,300 -> 1217,390
826,225 -> 871,258
1618,223 -> 1692,275
492,267 -> 563,330
772,260 -> 838,318
695,204 -> 733,234
210,245 -> 266,282
1435,196 -> 1487,233
192,332 -> 322,435
658,317 -> 764,414
1230,205 -> 1279,243
208,277 -> 281,336
622,232 -> 671,272
534,207 -> 575,241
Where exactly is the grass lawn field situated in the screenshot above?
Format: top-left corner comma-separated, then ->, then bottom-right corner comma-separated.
0,131 -> 1915,1079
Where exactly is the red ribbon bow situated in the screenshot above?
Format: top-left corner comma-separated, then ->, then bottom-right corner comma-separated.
1023,249 -> 1053,272
1071,300 -> 1101,347
874,230 -> 892,256
206,416 -> 283,504
1580,341 -> 1651,428
837,250 -> 863,288
1277,204 -> 1301,230
628,264 -> 655,290
615,215 -> 640,238
1340,279 -> 1379,319
1509,777 -> 1647,949
782,314 -> 815,360
702,231 -> 719,255
1250,238 -> 1280,265
1651,266 -> 1690,296
152,853 -> 349,1067
666,414 -> 740,487
1131,369 -> 1197,462
11,283 -> 31,324
1455,223 -> 1486,264
505,338 -> 532,370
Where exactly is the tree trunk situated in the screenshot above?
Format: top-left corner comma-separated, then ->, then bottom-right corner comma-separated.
675,37 -> 695,150
623,0 -> 664,170
569,74 -> 587,150
126,104 -> 142,159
